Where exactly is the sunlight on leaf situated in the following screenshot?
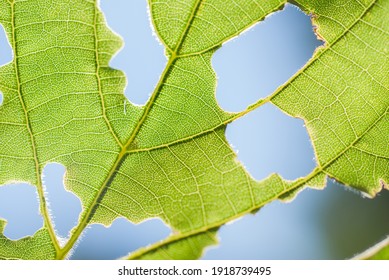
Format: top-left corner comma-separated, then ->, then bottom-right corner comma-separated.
0,0 -> 387,260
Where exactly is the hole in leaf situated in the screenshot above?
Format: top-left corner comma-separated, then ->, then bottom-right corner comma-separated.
226,103 -> 316,180
0,24 -> 12,66
70,218 -> 171,260
214,4 -> 322,181
0,183 -> 43,240
213,4 -> 322,112
0,23 -> 12,106
43,163 -> 82,239
100,0 -> 166,105
203,4 -> 327,259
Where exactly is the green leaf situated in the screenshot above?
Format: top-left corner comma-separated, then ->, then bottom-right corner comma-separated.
128,229 -> 219,260
0,220 -> 55,260
0,0 -> 387,260
273,0 -> 389,196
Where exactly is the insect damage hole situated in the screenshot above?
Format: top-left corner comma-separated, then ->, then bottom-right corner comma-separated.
203,5 -> 325,259
0,183 -> 43,240
227,103 -> 316,180
43,163 -> 82,240
70,218 -> 171,260
213,4 -> 322,181
0,24 -> 12,67
99,0 -> 166,106
213,3 -> 322,112
0,23 -> 13,106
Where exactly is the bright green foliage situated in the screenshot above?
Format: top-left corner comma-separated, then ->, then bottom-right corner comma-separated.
0,223 -> 55,260
0,0 -> 387,260
273,0 -> 389,196
129,229 -> 219,260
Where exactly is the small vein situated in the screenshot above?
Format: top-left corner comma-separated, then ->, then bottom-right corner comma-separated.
9,0 -> 60,253
92,4 -> 123,148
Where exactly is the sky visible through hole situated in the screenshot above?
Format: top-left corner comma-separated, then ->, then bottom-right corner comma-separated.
0,1 -> 388,260
213,5 -> 321,181
0,184 -> 42,240
0,24 -> 12,105
100,0 -> 166,105
42,163 -> 81,239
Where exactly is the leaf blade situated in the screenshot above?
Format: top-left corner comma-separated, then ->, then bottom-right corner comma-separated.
0,0 -> 387,260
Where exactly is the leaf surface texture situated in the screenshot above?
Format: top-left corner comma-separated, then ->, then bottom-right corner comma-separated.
0,0 -> 387,259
